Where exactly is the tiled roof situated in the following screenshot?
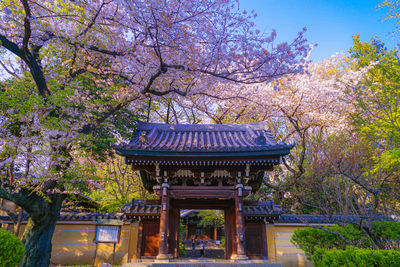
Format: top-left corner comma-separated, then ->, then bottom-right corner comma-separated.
58,212 -> 124,221
122,199 -> 161,215
123,200 -> 281,216
277,214 -> 396,224
115,121 -> 293,155
1,211 -> 395,224
0,212 -> 124,222
180,209 -> 197,217
278,214 -> 336,224
243,201 -> 281,216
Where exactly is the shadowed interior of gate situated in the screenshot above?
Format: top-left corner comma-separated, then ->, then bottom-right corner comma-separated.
180,209 -> 225,259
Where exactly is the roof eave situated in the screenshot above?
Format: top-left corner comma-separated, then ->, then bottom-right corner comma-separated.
115,148 -> 293,158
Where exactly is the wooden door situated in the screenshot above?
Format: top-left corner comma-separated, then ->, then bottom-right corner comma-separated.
245,223 -> 267,258
142,222 -> 159,257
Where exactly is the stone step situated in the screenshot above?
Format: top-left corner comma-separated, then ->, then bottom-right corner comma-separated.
123,262 -> 282,267
183,248 -> 225,259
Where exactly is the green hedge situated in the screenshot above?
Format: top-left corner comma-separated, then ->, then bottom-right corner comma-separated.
312,246 -> 400,267
0,228 -> 25,267
291,224 -> 372,259
291,221 -> 400,260
372,221 -> 400,249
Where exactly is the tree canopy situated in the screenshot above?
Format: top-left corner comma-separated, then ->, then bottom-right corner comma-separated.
0,0 -> 309,266
1,0 -> 400,266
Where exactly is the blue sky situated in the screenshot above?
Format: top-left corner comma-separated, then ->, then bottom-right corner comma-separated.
239,0 -> 398,61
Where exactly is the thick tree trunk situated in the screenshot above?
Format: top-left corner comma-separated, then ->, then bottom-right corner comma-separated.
20,194 -> 63,267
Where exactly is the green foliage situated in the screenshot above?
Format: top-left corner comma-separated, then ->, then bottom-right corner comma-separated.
349,36 -> 400,172
291,225 -> 373,259
373,221 -> 400,239
90,190 -> 141,213
312,246 -> 400,267
292,222 -> 400,260
0,229 -> 25,267
179,241 -> 186,256
179,220 -> 186,240
379,0 -> 400,35
372,221 -> 400,249
219,236 -> 226,248
87,155 -> 155,212
197,210 -> 224,228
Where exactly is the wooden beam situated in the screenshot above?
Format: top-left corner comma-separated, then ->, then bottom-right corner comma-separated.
169,189 -> 236,199
170,186 -> 234,190
160,186 -> 251,198
171,198 -> 234,210
132,165 -> 274,173
126,155 -> 281,162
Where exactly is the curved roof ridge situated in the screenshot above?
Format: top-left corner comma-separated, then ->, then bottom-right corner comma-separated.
115,121 -> 294,155
137,120 -> 271,132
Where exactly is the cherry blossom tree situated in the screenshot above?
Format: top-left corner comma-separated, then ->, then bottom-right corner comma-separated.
291,130 -> 400,249
188,49 -> 400,236
185,54 -> 369,204
379,0 -> 400,38
284,37 -> 400,251
0,0 -> 310,265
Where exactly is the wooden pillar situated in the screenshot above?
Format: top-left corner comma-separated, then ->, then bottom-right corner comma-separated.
185,224 -> 189,240
156,183 -> 172,260
224,203 -> 236,259
168,206 -> 180,258
174,208 -> 180,258
214,225 -> 217,241
224,208 -> 231,259
232,184 -> 248,260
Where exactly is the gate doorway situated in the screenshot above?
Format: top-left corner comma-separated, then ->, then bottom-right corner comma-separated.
117,122 -> 289,261
181,209 -> 225,259
131,198 -> 272,260
168,199 -> 235,259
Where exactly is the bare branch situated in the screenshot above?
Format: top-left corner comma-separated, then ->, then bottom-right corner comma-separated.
80,95 -> 141,134
75,1 -> 110,39
21,0 -> 32,53
0,60 -> 21,79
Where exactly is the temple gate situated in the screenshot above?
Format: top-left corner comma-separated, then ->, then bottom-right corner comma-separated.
115,121 -> 292,261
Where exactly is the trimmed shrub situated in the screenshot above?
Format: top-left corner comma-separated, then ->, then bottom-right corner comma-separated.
0,228 -> 25,267
291,221 -> 400,259
291,224 -> 372,259
372,221 -> 400,249
312,246 -> 400,267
